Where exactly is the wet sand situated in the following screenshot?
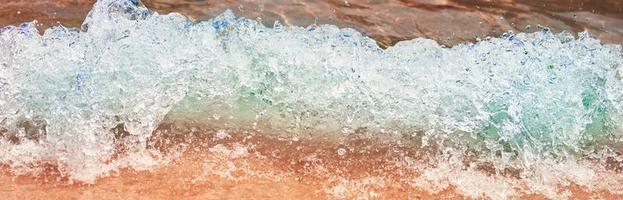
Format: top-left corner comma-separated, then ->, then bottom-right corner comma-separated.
1,1 -> 623,199
1,0 -> 622,47
1,128 -> 622,199
0,128 -> 441,199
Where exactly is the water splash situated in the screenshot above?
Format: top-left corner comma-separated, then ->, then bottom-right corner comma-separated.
0,0 -> 622,198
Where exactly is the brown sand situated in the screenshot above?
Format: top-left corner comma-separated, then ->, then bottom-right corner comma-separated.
0,129 -> 621,200
1,1 -> 622,199
1,0 -> 622,48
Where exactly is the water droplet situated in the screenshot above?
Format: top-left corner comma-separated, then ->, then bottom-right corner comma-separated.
337,148 -> 347,156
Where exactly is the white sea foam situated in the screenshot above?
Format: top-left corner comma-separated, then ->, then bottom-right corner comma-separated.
0,0 -> 622,198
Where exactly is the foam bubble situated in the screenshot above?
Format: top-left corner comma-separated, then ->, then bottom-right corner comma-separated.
0,0 -> 622,197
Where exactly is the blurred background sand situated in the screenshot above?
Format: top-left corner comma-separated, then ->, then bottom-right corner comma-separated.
1,0 -> 621,48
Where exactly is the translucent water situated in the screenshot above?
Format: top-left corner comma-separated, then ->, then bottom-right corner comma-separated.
1,0 -> 622,198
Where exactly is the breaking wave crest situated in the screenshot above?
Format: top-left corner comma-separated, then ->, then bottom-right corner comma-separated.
1,0 -> 622,198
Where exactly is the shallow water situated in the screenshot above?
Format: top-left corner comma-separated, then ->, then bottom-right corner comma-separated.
1,0 -> 623,199
1,0 -> 622,47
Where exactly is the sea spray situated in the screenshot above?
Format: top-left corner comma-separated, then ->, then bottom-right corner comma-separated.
0,0 -> 622,198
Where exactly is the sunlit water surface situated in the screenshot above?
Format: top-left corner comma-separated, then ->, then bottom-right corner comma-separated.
0,0 -> 623,199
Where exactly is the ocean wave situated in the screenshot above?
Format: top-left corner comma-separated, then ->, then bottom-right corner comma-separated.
0,0 -> 622,198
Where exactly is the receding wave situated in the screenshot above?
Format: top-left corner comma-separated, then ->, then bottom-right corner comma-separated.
0,0 -> 622,199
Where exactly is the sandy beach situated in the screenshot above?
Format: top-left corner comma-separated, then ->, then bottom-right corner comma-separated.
1,129 -> 621,200
1,0 -> 623,199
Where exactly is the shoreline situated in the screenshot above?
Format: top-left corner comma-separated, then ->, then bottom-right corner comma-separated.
2,0 -> 622,48
1,129 -> 621,199
0,1 -> 622,199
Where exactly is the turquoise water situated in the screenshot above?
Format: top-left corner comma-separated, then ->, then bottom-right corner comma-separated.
0,0 -> 622,198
